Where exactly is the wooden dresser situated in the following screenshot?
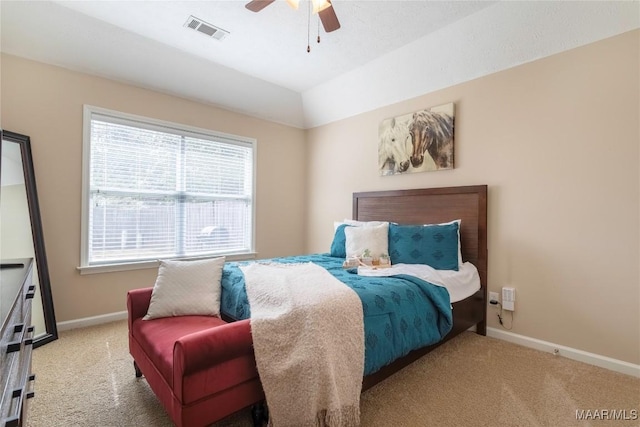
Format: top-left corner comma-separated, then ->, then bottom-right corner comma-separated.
0,258 -> 36,427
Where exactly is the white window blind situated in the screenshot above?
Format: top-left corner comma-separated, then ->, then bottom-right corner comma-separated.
82,106 -> 255,267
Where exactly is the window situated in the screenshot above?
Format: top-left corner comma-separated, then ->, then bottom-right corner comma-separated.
81,106 -> 255,271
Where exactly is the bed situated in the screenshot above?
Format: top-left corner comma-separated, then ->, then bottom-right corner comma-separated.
220,185 -> 488,390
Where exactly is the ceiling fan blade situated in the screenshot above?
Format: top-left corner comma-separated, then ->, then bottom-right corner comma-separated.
245,0 -> 276,12
319,1 -> 340,32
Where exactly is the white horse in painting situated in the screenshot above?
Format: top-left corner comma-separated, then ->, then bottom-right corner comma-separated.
378,118 -> 412,175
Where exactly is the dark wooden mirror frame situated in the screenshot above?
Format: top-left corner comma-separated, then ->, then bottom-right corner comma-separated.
1,130 -> 58,347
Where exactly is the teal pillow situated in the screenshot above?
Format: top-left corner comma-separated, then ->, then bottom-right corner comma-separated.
388,222 -> 459,270
330,224 -> 351,258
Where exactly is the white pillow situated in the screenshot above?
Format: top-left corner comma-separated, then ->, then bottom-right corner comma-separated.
144,257 -> 225,320
344,223 -> 389,258
334,219 -> 389,231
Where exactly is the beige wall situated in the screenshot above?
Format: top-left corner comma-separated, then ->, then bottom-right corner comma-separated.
306,31 -> 640,365
1,54 -> 307,323
1,30 -> 638,366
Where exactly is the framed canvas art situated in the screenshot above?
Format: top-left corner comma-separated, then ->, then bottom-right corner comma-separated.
379,102 -> 455,176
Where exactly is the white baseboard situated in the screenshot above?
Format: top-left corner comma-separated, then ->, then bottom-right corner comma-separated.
487,327 -> 640,378
57,310 -> 128,332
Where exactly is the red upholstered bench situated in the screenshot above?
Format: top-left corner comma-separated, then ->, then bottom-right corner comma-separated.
127,287 -> 265,427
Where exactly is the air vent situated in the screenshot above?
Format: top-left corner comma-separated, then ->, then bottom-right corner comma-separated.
184,15 -> 229,41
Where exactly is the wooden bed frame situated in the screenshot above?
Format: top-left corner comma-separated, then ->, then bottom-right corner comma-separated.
354,185 -> 488,390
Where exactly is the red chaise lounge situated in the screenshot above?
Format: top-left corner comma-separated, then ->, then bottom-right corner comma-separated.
127,287 -> 265,427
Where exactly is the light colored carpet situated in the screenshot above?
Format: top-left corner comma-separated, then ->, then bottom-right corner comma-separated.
27,320 -> 639,427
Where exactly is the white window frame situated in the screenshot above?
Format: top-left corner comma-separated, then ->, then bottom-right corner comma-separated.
79,105 -> 256,274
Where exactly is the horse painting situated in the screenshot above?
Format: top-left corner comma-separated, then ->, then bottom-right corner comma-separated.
378,103 -> 454,175
409,110 -> 454,169
378,118 -> 411,175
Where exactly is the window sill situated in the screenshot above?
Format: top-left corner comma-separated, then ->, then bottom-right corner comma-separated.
77,252 -> 257,275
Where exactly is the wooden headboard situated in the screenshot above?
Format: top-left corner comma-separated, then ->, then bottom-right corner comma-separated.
352,185 -> 488,295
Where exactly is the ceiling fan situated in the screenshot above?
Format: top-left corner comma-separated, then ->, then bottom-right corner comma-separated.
245,0 -> 341,33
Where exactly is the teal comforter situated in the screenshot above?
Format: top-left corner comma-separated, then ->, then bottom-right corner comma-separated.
220,254 -> 453,376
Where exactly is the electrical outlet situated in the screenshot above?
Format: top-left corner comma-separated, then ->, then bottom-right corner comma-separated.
489,292 -> 499,303
502,287 -> 515,311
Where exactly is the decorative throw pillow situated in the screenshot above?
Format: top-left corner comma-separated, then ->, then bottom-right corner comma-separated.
331,220 -> 390,258
344,223 -> 389,258
388,222 -> 459,270
330,224 -> 351,258
442,219 -> 463,267
341,219 -> 389,228
144,257 -> 225,320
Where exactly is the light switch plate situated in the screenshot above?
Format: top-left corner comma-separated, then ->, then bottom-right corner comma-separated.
502,287 -> 515,311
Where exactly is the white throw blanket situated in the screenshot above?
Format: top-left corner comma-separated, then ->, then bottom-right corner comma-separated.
241,262 -> 364,427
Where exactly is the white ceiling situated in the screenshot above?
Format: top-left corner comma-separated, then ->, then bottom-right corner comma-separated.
1,1 -> 638,128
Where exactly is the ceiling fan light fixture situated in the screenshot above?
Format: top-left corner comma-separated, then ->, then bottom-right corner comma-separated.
311,0 -> 331,14
245,0 -> 340,38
